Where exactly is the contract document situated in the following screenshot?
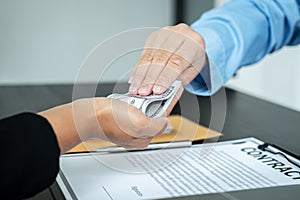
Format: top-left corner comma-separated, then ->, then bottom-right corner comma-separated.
57,138 -> 300,199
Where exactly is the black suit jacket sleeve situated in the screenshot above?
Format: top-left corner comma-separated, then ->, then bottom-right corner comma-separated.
1,113 -> 61,199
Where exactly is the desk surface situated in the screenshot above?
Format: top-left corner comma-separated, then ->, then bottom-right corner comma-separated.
1,83 -> 299,199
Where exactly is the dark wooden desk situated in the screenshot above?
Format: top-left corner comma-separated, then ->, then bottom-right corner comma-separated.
1,83 -> 299,199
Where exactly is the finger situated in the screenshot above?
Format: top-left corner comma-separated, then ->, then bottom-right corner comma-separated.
111,101 -> 167,138
174,31 -> 206,75
128,67 -> 137,84
138,117 -> 169,137
153,54 -> 189,94
116,136 -> 152,149
126,107 -> 169,138
166,23 -> 205,47
128,51 -> 153,94
137,50 -> 172,95
153,38 -> 201,94
144,28 -> 172,49
138,32 -> 185,95
178,66 -> 201,85
129,30 -> 170,93
177,42 -> 207,86
128,32 -> 156,85
163,25 -> 203,64
130,137 -> 152,149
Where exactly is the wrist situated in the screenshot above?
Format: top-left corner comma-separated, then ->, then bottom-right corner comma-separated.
38,102 -> 80,153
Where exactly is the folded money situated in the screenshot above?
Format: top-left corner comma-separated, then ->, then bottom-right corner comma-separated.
107,81 -> 182,118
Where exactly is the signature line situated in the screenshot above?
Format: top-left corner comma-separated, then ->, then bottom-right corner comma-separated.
102,186 -> 114,200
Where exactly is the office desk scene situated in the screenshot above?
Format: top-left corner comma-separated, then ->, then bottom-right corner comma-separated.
1,84 -> 300,199
1,0 -> 300,199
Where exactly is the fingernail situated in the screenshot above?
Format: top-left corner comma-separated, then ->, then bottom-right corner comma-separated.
153,85 -> 165,94
128,77 -> 133,84
138,85 -> 149,95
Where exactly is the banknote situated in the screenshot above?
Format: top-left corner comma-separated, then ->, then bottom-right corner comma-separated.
107,81 -> 182,118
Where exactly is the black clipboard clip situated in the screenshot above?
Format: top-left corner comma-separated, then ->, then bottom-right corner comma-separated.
258,143 -> 300,168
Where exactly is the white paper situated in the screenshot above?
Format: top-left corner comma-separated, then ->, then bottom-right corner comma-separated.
57,138 -> 300,199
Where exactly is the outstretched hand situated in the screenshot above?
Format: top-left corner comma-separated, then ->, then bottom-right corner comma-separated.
39,98 -> 170,153
129,23 -> 207,96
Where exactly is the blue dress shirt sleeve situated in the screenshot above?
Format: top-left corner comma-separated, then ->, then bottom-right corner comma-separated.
186,0 -> 300,96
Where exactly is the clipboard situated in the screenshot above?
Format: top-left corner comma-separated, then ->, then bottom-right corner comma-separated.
57,137 -> 300,200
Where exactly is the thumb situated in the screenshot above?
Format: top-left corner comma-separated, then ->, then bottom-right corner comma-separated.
138,117 -> 169,138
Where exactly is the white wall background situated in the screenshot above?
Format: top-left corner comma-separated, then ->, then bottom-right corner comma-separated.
1,0 -> 300,111
0,0 -> 174,84
226,46 -> 300,112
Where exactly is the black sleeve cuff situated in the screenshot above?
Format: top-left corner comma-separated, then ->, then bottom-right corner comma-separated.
1,112 -> 60,199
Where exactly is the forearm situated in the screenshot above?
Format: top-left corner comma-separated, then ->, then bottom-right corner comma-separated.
39,98 -> 106,153
39,97 -> 166,153
39,102 -> 81,153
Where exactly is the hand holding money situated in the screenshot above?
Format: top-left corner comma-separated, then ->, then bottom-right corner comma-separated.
108,81 -> 183,118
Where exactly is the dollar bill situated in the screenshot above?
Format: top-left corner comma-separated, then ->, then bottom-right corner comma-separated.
107,81 -> 182,118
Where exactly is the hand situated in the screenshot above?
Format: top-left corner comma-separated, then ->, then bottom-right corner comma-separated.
39,98 -> 169,153
129,23 -> 207,96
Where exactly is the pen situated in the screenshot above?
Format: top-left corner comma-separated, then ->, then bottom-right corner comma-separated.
95,140 -> 192,153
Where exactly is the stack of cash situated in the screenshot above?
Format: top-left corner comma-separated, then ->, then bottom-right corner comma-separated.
107,81 -> 182,118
